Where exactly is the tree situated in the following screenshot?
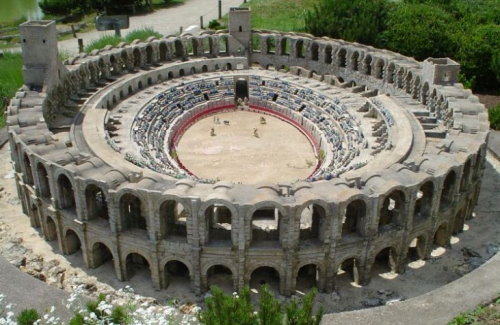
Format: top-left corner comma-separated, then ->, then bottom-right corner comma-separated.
304,0 -> 390,46
378,3 -> 457,60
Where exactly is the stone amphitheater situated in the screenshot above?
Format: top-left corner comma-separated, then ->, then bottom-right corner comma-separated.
7,8 -> 489,298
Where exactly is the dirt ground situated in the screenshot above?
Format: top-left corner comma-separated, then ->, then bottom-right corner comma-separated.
175,110 -> 317,184
0,145 -> 499,314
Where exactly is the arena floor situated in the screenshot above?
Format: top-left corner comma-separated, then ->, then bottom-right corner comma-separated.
174,110 -> 317,183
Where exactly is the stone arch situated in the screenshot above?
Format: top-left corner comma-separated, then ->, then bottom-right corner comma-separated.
164,260 -> 190,289
109,55 -> 117,74
296,263 -> 319,291
336,257 -> 360,285
460,159 -> 472,192
190,66 -> 196,75
45,216 -> 58,241
374,59 -> 384,79
378,189 -> 406,231
23,153 -> 34,185
133,48 -> 141,68
280,37 -> 290,56
202,65 -> 208,73
128,85 -> 133,95
414,181 -> 434,222
387,63 -> 395,84
397,68 -> 405,89
372,247 -> 397,276
324,45 -> 332,64
206,264 -> 233,292
310,42 -> 319,61
159,42 -> 168,61
57,173 -> 75,212
342,199 -> 366,238
433,223 -> 449,247
250,203 -> 286,246
64,229 -> 82,255
363,54 -> 372,75
147,77 -> 152,86
125,252 -> 151,281
421,82 -> 430,105
168,71 -> 174,79
250,266 -> 281,293
405,71 -> 413,94
337,48 -> 347,68
119,193 -> 147,231
179,68 -> 185,76
298,203 -> 327,243
440,170 -> 456,211
407,236 -> 426,261
205,203 -> 233,244
295,39 -> 305,58
350,51 -> 359,71
145,45 -> 153,64
159,199 -> 188,240
36,162 -> 51,198
175,39 -> 184,58
138,80 -> 143,90
226,62 -> 232,70
91,242 -> 114,268
85,184 -> 108,221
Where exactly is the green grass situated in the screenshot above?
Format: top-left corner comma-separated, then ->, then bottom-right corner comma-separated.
84,35 -> 123,53
124,27 -> 162,43
0,52 -> 23,128
222,0 -> 319,32
449,296 -> 500,325
84,27 -> 163,53
489,105 -> 500,131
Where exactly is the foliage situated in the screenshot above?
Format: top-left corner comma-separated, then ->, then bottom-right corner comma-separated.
489,105 -> 500,131
304,0 -> 389,45
84,35 -> 123,53
124,27 -> 162,43
0,52 -> 23,128
199,285 -> 323,325
39,0 -> 89,16
448,295 -> 500,324
208,19 -> 222,30
16,309 -> 40,325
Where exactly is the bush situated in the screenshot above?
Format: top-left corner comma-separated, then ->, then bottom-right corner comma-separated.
16,309 -> 40,325
489,105 -> 500,131
305,0 -> 389,45
208,19 -> 222,30
39,0 -> 88,16
199,285 -> 323,325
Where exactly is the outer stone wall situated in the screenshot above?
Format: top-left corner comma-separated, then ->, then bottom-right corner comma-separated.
7,16 -> 489,296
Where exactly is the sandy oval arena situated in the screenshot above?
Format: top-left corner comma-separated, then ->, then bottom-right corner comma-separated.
174,110 -> 318,183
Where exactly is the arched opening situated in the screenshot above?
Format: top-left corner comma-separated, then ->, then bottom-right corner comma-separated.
405,71 -> 413,94
397,69 -> 405,89
387,63 -> 395,84
168,71 -> 174,80
125,253 -> 150,281
133,48 -> 141,68
433,224 -> 449,248
296,264 -> 319,291
30,205 -> 41,228
412,77 -> 421,99
296,40 -> 305,58
218,36 -> 228,55
159,43 -> 168,61
421,82 -> 429,105
250,267 -> 280,293
165,260 -> 190,288
324,46 -> 332,64
36,163 -> 51,198
175,39 -> 184,58
364,55 -> 372,76
342,199 -> 365,238
128,85 -> 133,95
251,207 -> 283,246
414,181 -> 434,222
374,60 -> 384,79
147,77 -> 152,86
350,51 -> 359,71
191,39 -> 198,56
310,42 -> 319,61
85,184 -> 108,221
109,55 -> 117,74
407,236 -> 426,261
120,194 -> 146,231
138,81 -> 143,90
337,48 -> 347,68
190,66 -> 196,75
460,160 -> 471,192
252,34 -> 261,52
205,204 -> 232,244
266,37 -> 276,54
337,258 -> 359,285
299,204 -> 325,243
202,65 -> 208,73
57,174 -> 75,212
64,229 -> 81,255
160,200 -> 188,240
207,265 -> 232,292
23,154 -> 34,185
179,69 -> 185,76
378,190 -> 405,232
146,46 -> 153,64
280,38 -> 289,55
91,242 -> 113,268
45,216 -> 58,241
440,171 -> 456,211
121,51 -> 129,71
372,247 -> 397,276
226,63 -> 232,71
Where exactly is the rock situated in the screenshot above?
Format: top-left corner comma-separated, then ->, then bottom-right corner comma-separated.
486,243 -> 500,255
385,295 -> 405,305
462,247 -> 481,258
361,297 -> 383,307
377,289 -> 394,297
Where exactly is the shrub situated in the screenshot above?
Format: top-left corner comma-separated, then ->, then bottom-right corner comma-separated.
39,0 -> 88,16
208,19 -> 222,30
489,105 -> 500,131
16,309 -> 40,325
124,27 -> 162,43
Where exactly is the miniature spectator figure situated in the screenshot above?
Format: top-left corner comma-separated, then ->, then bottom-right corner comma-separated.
253,128 -> 259,138
260,117 -> 266,124
210,127 -> 215,136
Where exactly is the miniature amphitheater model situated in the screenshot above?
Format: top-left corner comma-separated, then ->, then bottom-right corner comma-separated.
7,9 -> 489,296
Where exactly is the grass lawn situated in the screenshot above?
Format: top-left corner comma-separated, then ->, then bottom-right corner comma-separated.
449,296 -> 500,325
0,52 -> 23,127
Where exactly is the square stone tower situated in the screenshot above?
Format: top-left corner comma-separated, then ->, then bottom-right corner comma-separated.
228,7 -> 251,57
422,58 -> 460,86
19,20 -> 61,90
